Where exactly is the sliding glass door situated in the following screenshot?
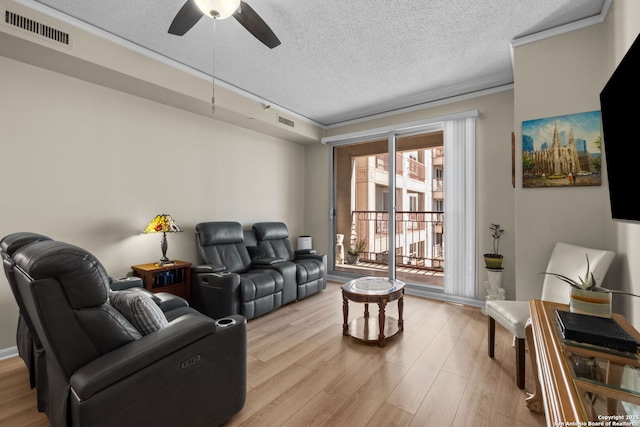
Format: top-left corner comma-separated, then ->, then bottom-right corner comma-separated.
327,111 -> 478,300
334,138 -> 390,278
332,130 -> 444,287
392,132 -> 445,287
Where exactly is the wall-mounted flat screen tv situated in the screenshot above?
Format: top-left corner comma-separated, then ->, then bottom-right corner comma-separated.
600,32 -> 640,221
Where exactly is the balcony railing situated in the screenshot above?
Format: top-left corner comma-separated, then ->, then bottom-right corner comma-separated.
376,154 -> 426,182
407,157 -> 425,181
433,178 -> 443,192
375,153 -> 404,174
351,210 -> 444,272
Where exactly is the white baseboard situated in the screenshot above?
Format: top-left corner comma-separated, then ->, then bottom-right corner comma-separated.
0,346 -> 19,361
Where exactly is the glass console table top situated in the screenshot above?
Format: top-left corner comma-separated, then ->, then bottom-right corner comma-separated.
342,276 -> 405,295
567,351 -> 640,423
551,305 -> 640,422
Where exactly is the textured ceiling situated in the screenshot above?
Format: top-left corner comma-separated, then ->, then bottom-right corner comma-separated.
31,0 -> 606,126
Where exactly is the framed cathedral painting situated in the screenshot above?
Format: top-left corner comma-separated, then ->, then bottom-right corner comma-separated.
522,110 -> 602,188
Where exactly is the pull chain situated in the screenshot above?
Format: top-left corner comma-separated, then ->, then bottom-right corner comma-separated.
211,17 -> 217,114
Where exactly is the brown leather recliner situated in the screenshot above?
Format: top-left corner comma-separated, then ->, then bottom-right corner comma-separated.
6,236 -> 246,427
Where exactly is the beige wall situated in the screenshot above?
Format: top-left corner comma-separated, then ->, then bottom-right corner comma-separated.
512,24 -> 610,302
0,55 -> 308,350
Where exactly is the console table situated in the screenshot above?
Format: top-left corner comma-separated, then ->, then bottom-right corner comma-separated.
527,300 -> 640,424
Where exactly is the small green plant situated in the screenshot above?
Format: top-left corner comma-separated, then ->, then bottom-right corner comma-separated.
541,254 -> 596,290
488,223 -> 504,255
348,239 -> 367,256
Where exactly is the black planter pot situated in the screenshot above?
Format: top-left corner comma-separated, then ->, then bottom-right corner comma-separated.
483,254 -> 503,269
347,253 -> 359,264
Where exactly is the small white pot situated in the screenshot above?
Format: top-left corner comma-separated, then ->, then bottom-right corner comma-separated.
569,287 -> 612,318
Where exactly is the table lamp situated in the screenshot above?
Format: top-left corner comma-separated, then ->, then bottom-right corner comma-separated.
144,214 -> 182,265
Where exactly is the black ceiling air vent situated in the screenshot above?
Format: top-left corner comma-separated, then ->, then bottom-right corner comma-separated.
277,115 -> 295,128
4,10 -> 70,46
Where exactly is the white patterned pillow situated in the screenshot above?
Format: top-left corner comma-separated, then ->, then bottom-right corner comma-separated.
109,291 -> 168,335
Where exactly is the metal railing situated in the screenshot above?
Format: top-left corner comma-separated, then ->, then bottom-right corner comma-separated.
350,210 -> 444,272
375,153 -> 426,182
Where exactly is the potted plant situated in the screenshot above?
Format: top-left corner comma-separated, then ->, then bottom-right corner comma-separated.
347,239 -> 367,264
484,223 -> 505,269
541,254 -> 611,317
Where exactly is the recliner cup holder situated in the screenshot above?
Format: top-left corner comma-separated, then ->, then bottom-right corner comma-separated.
215,318 -> 236,328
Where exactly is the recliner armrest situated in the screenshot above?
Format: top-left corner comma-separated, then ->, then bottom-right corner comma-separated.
190,271 -> 242,319
295,249 -> 317,255
70,313 -> 246,400
252,257 -> 286,266
109,276 -> 143,291
295,252 -> 326,262
192,271 -> 241,289
153,292 -> 189,311
109,287 -> 189,312
192,264 -> 226,274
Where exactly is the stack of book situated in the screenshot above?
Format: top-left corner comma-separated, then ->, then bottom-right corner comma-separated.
555,310 -> 639,354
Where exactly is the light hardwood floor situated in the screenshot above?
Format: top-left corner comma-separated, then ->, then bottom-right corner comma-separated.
0,281 -> 546,426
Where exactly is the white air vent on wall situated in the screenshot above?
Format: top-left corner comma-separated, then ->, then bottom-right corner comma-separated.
277,115 -> 295,128
4,10 -> 70,46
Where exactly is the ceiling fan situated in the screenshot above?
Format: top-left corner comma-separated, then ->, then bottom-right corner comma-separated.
168,0 -> 281,49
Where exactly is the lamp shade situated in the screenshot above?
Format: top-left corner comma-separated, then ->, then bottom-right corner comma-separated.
144,214 -> 182,234
194,0 -> 240,19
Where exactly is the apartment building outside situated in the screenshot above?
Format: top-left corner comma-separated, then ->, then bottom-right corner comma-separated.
334,140 -> 444,287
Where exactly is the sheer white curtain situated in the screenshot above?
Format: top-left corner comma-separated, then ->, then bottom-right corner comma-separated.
443,116 -> 477,298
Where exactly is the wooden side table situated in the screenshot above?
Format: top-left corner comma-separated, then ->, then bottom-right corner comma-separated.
342,277 -> 405,347
131,260 -> 192,301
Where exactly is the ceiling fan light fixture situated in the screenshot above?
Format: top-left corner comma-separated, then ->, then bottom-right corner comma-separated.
194,0 -> 240,20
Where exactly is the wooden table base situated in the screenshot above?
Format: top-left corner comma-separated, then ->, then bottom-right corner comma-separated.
342,287 -> 404,347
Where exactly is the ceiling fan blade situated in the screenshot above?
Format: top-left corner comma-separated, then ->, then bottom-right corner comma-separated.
168,0 -> 203,36
233,1 -> 281,49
